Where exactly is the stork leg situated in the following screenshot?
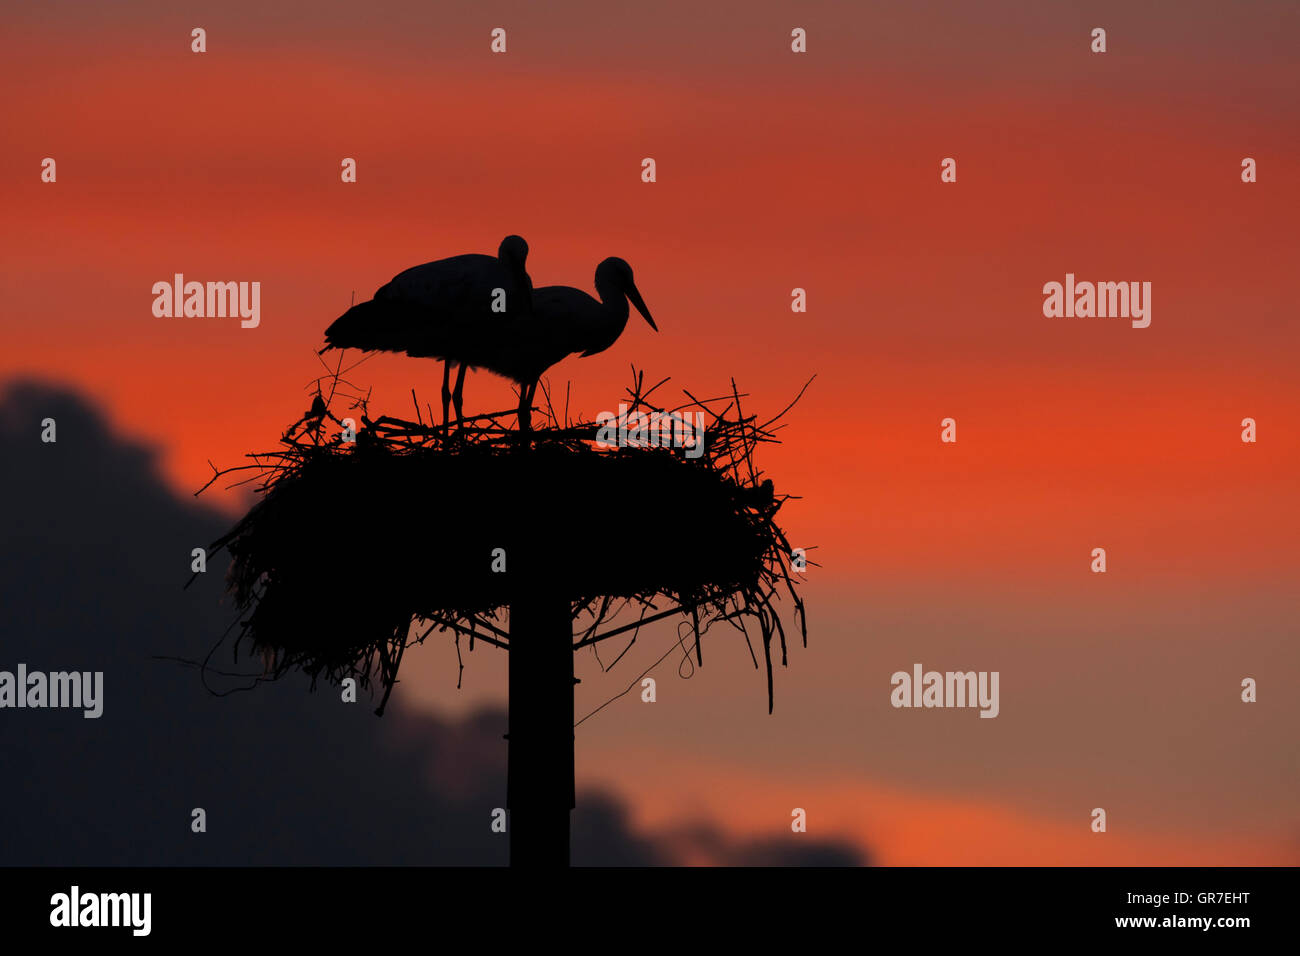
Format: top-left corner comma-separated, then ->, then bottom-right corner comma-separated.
440,360 -> 453,428
517,380 -> 536,433
452,363 -> 468,427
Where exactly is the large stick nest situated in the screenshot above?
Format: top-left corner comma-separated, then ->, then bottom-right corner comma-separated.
194,366 -> 811,715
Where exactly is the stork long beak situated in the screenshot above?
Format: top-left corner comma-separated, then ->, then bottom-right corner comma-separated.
627,283 -> 657,331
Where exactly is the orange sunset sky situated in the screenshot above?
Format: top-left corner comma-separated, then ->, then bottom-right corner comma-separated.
2,0 -> 1297,864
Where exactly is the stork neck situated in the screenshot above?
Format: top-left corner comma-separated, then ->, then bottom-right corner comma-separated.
593,276 -> 631,322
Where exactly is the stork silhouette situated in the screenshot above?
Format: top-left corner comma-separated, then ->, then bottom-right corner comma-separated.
492,257 -> 657,430
324,249 -> 657,432
321,235 -> 533,426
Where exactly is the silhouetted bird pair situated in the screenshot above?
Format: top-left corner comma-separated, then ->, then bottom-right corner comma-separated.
320,237 -> 657,430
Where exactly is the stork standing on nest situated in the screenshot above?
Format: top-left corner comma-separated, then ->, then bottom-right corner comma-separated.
320,235 -> 533,426
504,257 -> 657,430
323,246 -> 656,432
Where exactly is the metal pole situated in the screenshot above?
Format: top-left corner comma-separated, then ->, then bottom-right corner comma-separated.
506,587 -> 573,867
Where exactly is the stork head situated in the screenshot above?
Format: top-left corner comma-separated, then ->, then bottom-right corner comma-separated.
497,235 -> 530,282
596,257 -> 657,331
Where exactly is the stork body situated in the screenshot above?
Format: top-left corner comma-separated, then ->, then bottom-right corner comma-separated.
321,235 -> 533,425
488,257 -> 657,430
